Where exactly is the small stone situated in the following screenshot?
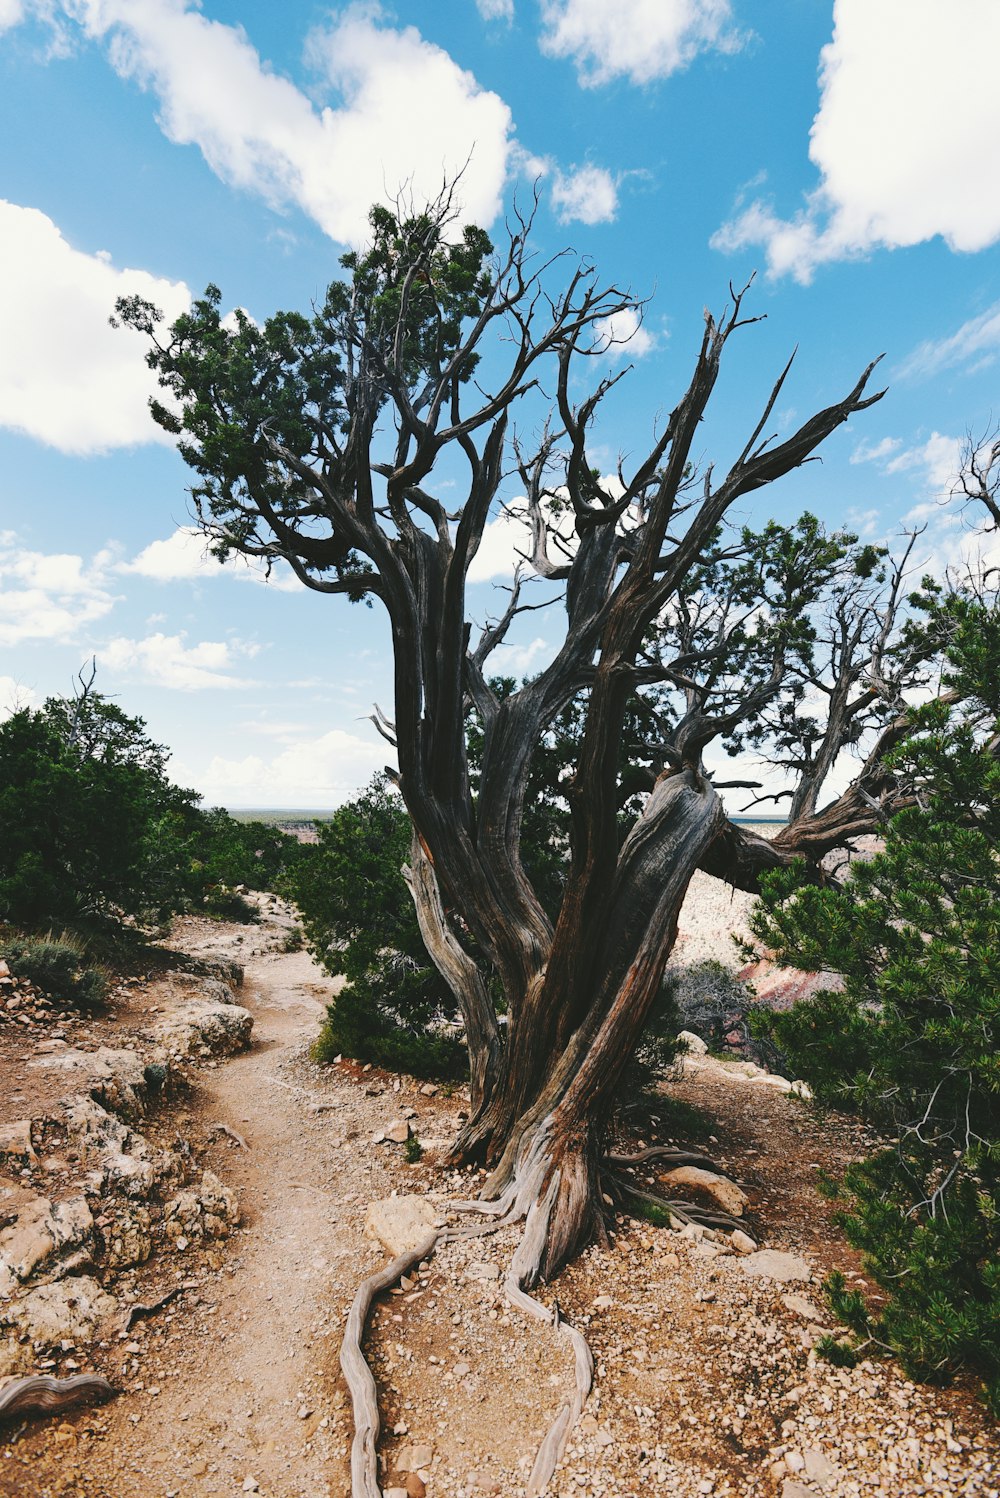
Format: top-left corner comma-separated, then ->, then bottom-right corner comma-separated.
465,1260 -> 501,1281
393,1421 -> 409,1435
782,1484 -> 813,1498
242,1479 -> 260,1493
404,1476 -> 426,1498
741,1249 -> 811,1283
396,1442 -> 433,1471
592,1295 -> 613,1309
298,1404 -> 312,1420
783,1292 -> 822,1321
383,1120 -> 411,1145
384,1490 -> 408,1498
784,1450 -> 805,1473
730,1229 -> 756,1255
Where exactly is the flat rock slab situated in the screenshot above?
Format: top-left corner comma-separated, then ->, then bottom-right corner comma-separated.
741,1249 -> 812,1284
365,1196 -> 437,1257
660,1165 -> 748,1217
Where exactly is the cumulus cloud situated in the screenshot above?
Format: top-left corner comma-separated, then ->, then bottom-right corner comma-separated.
100,632 -> 260,690
38,0 -> 512,245
712,0 -> 1000,281
198,726 -> 391,807
122,525 -> 304,591
539,0 -> 742,87
551,164 -> 618,225
0,199 -> 189,453
0,537 -> 118,645
593,306 -> 656,360
0,0 -> 24,31
897,301 -> 1000,382
122,527 -> 219,582
467,507 -> 535,584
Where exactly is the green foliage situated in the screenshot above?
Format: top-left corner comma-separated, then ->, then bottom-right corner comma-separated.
404,1135 -> 424,1164
750,598 -> 1000,1411
0,932 -> 108,1009
201,887 -> 260,924
292,776 -> 465,1078
114,203 -> 495,603
190,809 -> 304,895
0,692 -> 203,932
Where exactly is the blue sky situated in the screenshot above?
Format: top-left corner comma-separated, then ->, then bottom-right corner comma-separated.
2,0 -> 999,807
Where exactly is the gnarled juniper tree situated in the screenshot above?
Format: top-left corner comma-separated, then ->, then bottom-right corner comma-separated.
117,191 -> 950,1280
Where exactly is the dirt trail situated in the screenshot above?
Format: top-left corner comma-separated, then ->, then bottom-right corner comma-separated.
98,920 -> 354,1497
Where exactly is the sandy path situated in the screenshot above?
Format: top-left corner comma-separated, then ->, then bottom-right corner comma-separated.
95,922 -> 358,1498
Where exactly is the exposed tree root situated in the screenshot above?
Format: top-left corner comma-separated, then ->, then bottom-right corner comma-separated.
340,1229 -> 440,1498
340,1123 -> 758,1497
610,1175 -> 758,1240
605,1145 -> 745,1180
0,1373 -> 116,1421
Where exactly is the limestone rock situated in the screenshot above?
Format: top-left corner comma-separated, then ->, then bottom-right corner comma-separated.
1,1275 -> 118,1346
396,1442 -> 433,1471
660,1166 -> 748,1217
62,1097 -> 160,1198
677,1029 -> 708,1055
154,998 -> 253,1058
365,1196 -> 437,1257
730,1230 -> 756,1255
741,1249 -> 811,1284
27,1046 -> 154,1119
782,1292 -> 823,1321
0,1195 -> 93,1296
99,1202 -> 153,1268
164,1170 -> 239,1242
0,1121 -> 36,1165
383,1119 -> 411,1144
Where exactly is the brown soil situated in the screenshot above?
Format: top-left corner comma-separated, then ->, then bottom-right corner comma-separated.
2,904 -> 997,1498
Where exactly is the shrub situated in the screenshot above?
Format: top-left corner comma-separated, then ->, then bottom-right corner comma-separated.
750,597 -> 1000,1413
0,933 -> 108,1009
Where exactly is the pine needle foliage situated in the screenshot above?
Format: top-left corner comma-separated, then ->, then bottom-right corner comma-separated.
750,595 -> 1000,1414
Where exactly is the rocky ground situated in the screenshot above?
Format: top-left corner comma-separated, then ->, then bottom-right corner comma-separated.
0,894 -> 997,1498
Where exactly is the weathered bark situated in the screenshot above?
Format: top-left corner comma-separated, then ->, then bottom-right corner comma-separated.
402,831 -> 501,1113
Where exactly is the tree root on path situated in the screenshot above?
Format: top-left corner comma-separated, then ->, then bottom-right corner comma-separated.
0,1373 -> 117,1422
608,1174 -> 758,1240
339,1126 -> 756,1498
339,1121 -> 595,1498
605,1145 -> 747,1183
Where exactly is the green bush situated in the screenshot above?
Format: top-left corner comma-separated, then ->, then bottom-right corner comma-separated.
750,596 -> 1000,1414
202,887 -> 260,923
0,933 -> 108,1009
313,967 -> 466,1080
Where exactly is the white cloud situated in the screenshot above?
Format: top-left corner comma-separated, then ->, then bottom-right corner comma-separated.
47,0 -> 512,245
539,0 -> 741,87
467,507 -> 535,583
475,0 -> 514,21
122,527 -> 219,582
122,525 -> 304,592
850,435 -> 902,466
898,301 -> 1000,382
490,635 -> 551,676
198,726 -> 391,807
0,677 -> 38,720
0,537 -> 118,645
593,306 -> 656,360
551,164 -> 618,225
0,0 -> 24,32
0,199 -> 190,453
886,432 -> 964,498
712,0 -> 1000,281
100,632 -> 259,691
